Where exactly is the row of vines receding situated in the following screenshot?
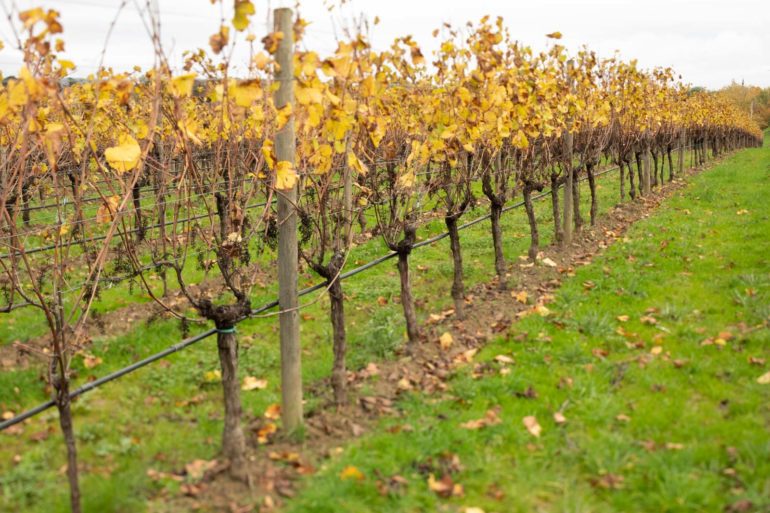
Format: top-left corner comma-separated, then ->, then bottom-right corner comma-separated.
0,4 -> 763,512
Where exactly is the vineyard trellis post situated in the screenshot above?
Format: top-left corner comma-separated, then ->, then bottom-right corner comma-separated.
274,6 -> 303,434
562,60 -> 575,248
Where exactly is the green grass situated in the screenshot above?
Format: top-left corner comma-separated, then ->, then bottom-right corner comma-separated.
282,145 -> 770,512
1,146 -> 764,512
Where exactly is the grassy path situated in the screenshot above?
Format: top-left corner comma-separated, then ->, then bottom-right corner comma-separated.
282,146 -> 770,512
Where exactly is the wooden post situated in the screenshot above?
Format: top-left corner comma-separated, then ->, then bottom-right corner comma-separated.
274,7 -> 302,434
562,60 -> 574,248
677,130 -> 685,176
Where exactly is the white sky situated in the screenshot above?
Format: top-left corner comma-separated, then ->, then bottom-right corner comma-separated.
1,0 -> 768,89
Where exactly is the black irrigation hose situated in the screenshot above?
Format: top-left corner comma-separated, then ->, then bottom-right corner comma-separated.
0,328 -> 217,431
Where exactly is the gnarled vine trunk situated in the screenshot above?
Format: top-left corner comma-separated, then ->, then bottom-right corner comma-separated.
53,354 -> 81,513
587,162 -> 598,226
216,327 -> 247,480
445,214 -> 465,320
490,201 -> 506,289
572,170 -> 583,233
523,185 -> 540,261
550,174 -> 563,245
397,249 -> 420,346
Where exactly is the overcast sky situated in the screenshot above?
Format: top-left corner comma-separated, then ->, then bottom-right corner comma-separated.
1,0 -> 768,89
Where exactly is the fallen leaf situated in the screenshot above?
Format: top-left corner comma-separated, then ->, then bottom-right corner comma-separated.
553,412 -> 567,424
590,473 -> 624,489
439,332 -> 454,350
512,290 -> 528,304
615,414 -> 631,423
257,422 -> 277,444
241,376 -> 268,391
184,459 -> 218,481
264,403 -> 281,419
454,348 -> 478,364
726,499 -> 754,513
428,473 -> 463,498
340,465 -> 364,481
268,451 -> 300,462
494,354 -> 514,364
756,371 -> 770,385
460,408 -> 502,430
540,257 -> 558,267
203,370 -> 221,383
83,354 -> 102,369
522,416 -> 541,437
616,315 -> 629,322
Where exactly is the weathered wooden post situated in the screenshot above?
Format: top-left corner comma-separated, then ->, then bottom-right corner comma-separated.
274,7 -> 303,434
562,60 -> 574,248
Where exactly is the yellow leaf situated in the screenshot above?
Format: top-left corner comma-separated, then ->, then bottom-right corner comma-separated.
512,130 -> 529,150
57,59 -> 76,73
757,371 -> 770,385
178,118 -> 203,145
96,195 -> 120,224
232,0 -> 255,31
253,51 -> 270,70
105,134 -> 141,174
296,85 -> 323,105
276,103 -> 293,130
397,171 -> 415,189
241,376 -> 268,391
523,415 -> 541,437
232,80 -> 260,107
262,139 -> 275,170
19,8 -> 45,28
203,370 -> 221,383
553,412 -> 567,424
275,160 -> 298,190
45,122 -> 65,136
339,465 -> 364,481
439,332 -> 453,350
512,290 -> 528,304
546,31 -> 563,39
347,151 -> 368,175
170,73 -> 196,98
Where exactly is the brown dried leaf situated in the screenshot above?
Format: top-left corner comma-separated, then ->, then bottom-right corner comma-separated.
522,415 -> 541,437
